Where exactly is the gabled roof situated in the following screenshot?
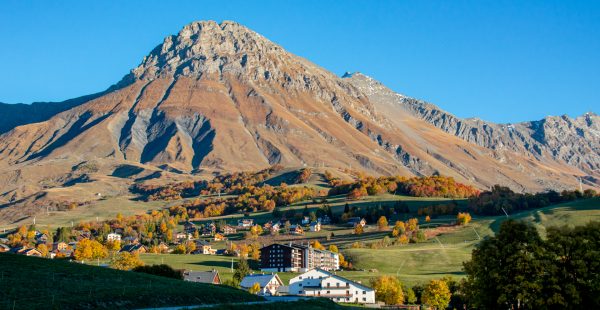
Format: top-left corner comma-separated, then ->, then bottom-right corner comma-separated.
297,268 -> 373,291
119,243 -> 145,253
240,273 -> 282,289
184,270 -> 220,283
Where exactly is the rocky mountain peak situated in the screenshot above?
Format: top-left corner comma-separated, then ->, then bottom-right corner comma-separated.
125,20 -> 287,82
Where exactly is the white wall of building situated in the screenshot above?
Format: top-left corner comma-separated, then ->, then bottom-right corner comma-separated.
289,269 -> 375,304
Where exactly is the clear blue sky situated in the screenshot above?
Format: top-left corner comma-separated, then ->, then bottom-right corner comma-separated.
1,1 -> 598,123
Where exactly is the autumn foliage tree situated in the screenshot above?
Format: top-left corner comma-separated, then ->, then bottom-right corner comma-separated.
392,221 -> 406,237
74,239 -> 108,261
422,279 -> 451,310
377,216 -> 389,231
248,282 -> 261,294
110,252 -> 144,270
354,224 -> 364,235
371,276 -> 405,305
457,212 -> 472,225
311,240 -> 326,250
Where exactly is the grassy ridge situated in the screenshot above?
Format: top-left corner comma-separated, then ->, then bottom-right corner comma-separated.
0,253 -> 262,310
344,198 -> 600,285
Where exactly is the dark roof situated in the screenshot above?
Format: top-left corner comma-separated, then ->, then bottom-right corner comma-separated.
119,244 -> 145,253
184,270 -> 219,283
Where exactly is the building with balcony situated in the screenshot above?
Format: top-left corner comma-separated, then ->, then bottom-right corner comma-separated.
288,268 -> 375,304
260,243 -> 339,272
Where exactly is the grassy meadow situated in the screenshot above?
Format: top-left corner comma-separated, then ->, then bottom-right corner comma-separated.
0,253 -> 262,310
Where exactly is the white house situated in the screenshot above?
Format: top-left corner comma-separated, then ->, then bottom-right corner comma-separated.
240,273 -> 283,296
309,221 -> 321,232
106,233 -> 122,242
238,219 -> 254,228
288,268 -> 375,304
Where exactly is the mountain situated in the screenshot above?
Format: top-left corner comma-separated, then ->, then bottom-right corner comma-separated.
343,72 -> 600,185
0,20 -> 597,224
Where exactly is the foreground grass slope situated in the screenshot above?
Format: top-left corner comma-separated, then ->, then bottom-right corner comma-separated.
0,253 -> 262,310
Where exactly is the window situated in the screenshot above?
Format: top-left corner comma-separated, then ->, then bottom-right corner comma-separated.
363,298 -> 366,302
363,291 -> 366,294
336,283 -> 340,287
299,283 -> 302,287
299,276 -> 302,279
327,291 -> 330,294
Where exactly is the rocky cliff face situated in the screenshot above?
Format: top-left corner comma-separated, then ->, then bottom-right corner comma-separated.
0,21 -> 596,223
344,72 -> 600,186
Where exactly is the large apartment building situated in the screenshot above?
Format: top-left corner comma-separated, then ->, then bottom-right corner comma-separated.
260,243 -> 339,272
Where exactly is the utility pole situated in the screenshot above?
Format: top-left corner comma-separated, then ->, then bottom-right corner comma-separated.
33,217 -> 36,225
501,207 -> 509,218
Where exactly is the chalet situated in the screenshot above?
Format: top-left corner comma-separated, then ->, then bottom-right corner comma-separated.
237,219 -> 254,228
52,242 -> 69,252
120,244 -> 147,254
183,221 -> 197,233
122,236 -> 140,245
195,239 -> 210,247
221,225 -> 237,235
74,230 -> 91,241
0,244 -> 10,253
263,221 -> 274,230
289,225 -> 304,235
270,223 -> 281,234
106,233 -> 122,242
175,232 -> 192,241
34,232 -> 49,244
309,221 -> 321,232
11,247 -> 42,257
289,268 -> 375,304
347,217 -> 366,227
240,273 -> 284,296
214,233 -> 226,241
201,227 -> 214,237
193,244 -> 216,255
51,249 -> 74,259
156,242 -> 170,253
183,270 -> 221,284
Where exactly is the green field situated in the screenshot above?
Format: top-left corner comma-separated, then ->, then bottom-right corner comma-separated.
342,198 -> 600,285
0,253 -> 262,310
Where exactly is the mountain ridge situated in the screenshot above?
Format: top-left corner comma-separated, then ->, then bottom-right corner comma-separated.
0,20 -> 597,224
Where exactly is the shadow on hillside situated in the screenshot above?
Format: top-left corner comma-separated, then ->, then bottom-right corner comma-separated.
190,260 -> 232,269
112,164 -> 145,178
